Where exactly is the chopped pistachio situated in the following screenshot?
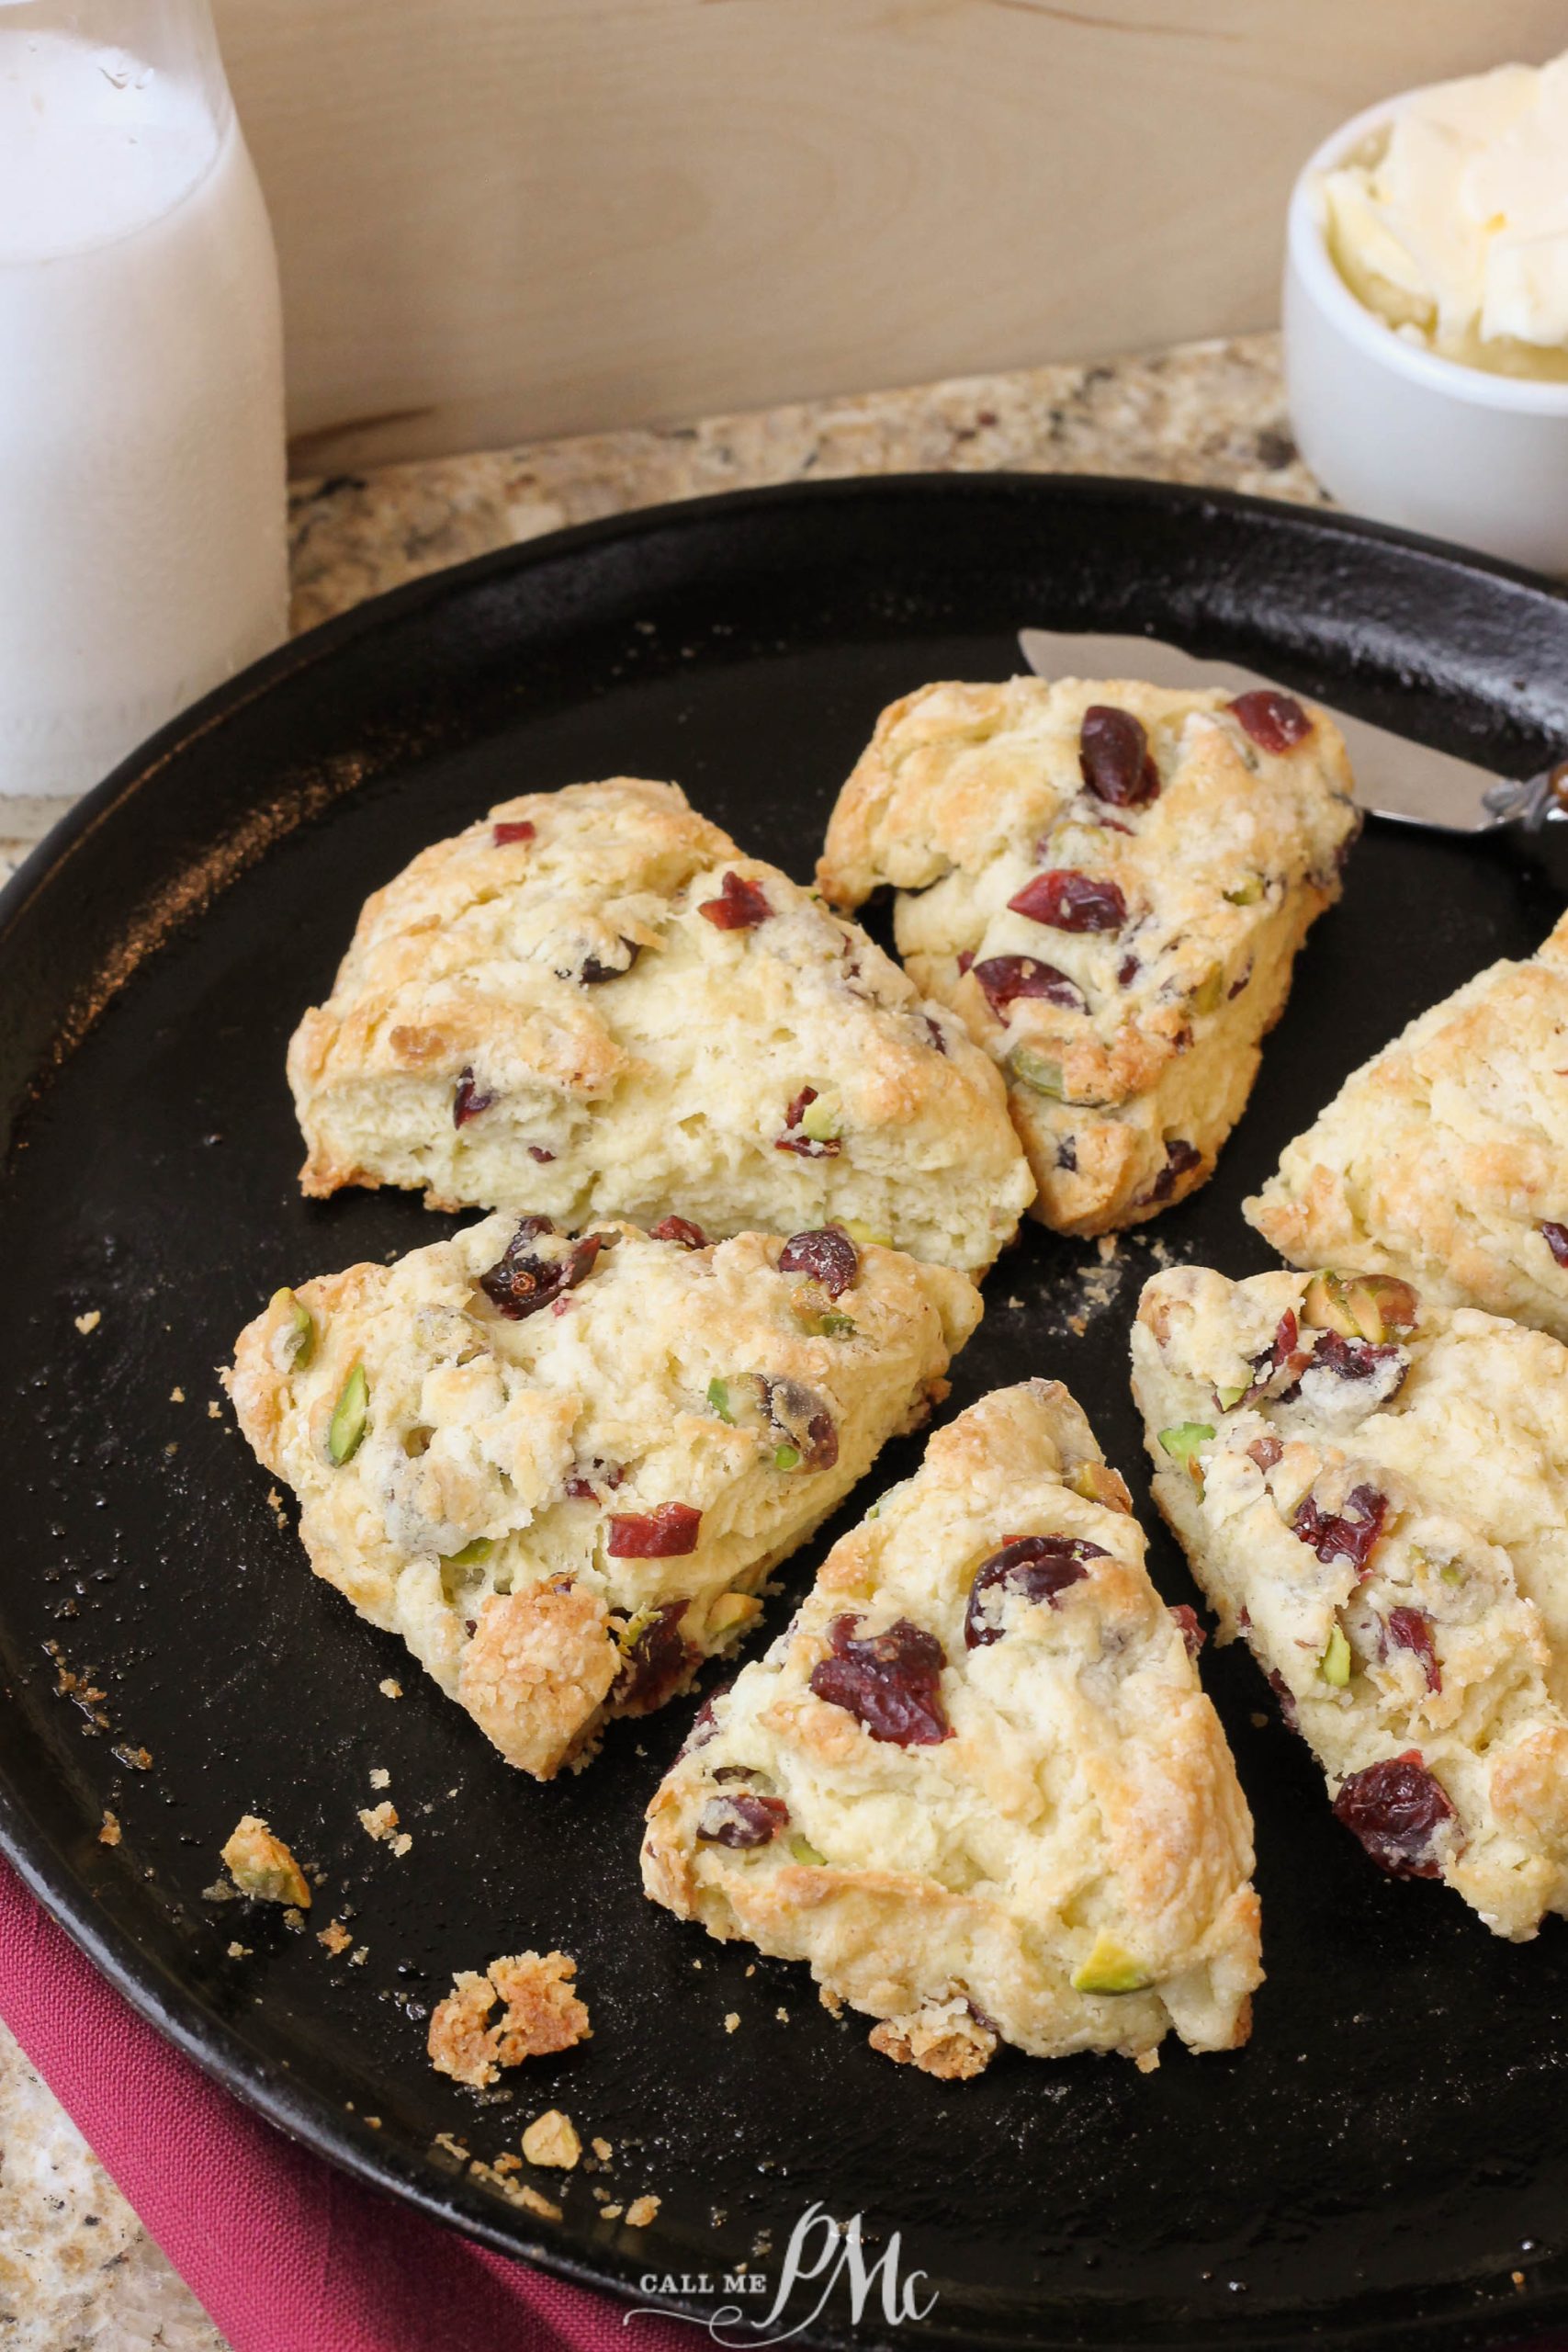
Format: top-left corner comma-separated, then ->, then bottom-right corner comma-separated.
1070,1931 -> 1150,1996
707,1591 -> 761,1635
1216,1384 -> 1247,1410
707,1376 -> 734,1424
1191,964 -> 1226,1016
789,1836 -> 827,1866
1303,1270 -> 1418,1344
773,1443 -> 802,1471
1158,1423 -> 1214,1488
271,1288 -> 315,1371
327,1363 -> 369,1465
443,1537 -> 494,1568
1224,874 -> 1264,906
800,1091 -> 842,1144
1320,1624 -> 1351,1686
1067,1461 -> 1133,1512
1008,1046 -> 1065,1098
814,1311 -> 857,1339
1440,1563 -> 1464,1588
840,1220 -> 893,1249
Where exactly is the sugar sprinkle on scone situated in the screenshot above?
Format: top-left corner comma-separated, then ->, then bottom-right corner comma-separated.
225,1214 -> 980,1778
818,677 -> 1359,1235
288,777 -> 1032,1275
1247,911 -> 1568,1343
641,1380 -> 1261,2070
1131,1262 -> 1568,1940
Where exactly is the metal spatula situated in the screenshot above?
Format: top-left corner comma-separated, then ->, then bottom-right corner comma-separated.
1018,628 -> 1567,838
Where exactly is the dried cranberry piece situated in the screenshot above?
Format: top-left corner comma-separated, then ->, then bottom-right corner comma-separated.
1117,953 -> 1140,987
615,1599 -> 695,1712
774,1086 -> 841,1158
1245,1310 -> 1312,1404
1387,1606 -> 1441,1694
563,1477 -> 596,1501
972,955 -> 1088,1016
1138,1137 -> 1201,1206
678,1694 -> 723,1757
964,1536 -> 1105,1648
527,1145 -> 556,1163
1079,706 -> 1160,807
1542,1221 -> 1568,1268
1228,690 -> 1313,753
492,818 -> 536,845
956,949 -> 975,976
778,1227 -> 859,1297
564,1460 -> 622,1500
580,941 -> 641,984
1247,1433 -> 1283,1471
699,871 -> 772,930
1310,1329 -> 1405,1387
811,1615 -> 949,1744
1169,1603 -> 1205,1658
1292,1483 -> 1388,1575
697,1791 -> 789,1848
1266,1666 -> 1300,1731
1009,870 -> 1128,933
606,1503 -> 703,1557
453,1067 -> 494,1128
479,1219 -> 604,1320
651,1216 -> 709,1249
1332,1751 -> 1453,1878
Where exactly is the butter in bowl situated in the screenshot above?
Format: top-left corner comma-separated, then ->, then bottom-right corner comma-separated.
1284,51 -> 1568,574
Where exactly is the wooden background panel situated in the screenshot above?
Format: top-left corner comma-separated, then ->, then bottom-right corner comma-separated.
212,0 -> 1566,471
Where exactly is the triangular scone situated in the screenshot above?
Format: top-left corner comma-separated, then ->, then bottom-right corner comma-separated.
817,677 -> 1359,1235
1247,912 -> 1568,1342
1131,1263 -> 1568,1939
641,1381 -> 1261,2073
225,1214 -> 980,1779
287,777 -> 1032,1274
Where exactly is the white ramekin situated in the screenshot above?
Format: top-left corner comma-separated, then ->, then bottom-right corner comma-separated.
1284,92 -> 1568,577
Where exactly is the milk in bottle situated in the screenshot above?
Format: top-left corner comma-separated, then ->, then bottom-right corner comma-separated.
0,4 -> 287,794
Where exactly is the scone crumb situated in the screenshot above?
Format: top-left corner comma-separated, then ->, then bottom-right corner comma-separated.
389,1831 -> 412,1858
220,1815 -> 310,1908
491,2153 -> 521,2176
73,1310 -> 100,1335
521,2109 -> 581,2169
592,2136 -> 613,2161
282,1906 -> 307,1933
378,1678 -> 403,1699
600,2201 -> 624,2221
226,1941 -> 251,1959
208,1399 -> 222,1419
818,1984 -> 843,2018
724,2011 -> 740,2034
170,1385 -> 186,1404
519,2185 -> 562,2222
775,2007 -> 789,2024
98,1810 -> 120,1848
1134,2048 -> 1161,2075
368,1767 -> 390,1789
868,1999 -> 997,2081
357,1802 -> 399,1841
626,2196 -> 660,2228
350,1945 -> 369,1966
428,1951 -> 591,2086
318,1919 -> 353,1956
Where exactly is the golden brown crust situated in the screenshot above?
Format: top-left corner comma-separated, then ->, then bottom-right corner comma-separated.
818,677 -> 1358,1233
427,1951 -> 590,2086
1247,912 -> 1568,1341
288,775 -> 1032,1272
641,1380 -> 1261,2067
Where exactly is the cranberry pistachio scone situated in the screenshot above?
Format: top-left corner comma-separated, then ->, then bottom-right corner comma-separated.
225,1214 -> 980,1779
818,677 -> 1359,1235
1131,1263 -> 1568,1940
1247,912 -> 1568,1343
641,1381 -> 1261,2074
287,777 -> 1032,1275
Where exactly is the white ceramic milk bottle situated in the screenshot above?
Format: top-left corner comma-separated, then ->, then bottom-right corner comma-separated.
0,0 -> 288,795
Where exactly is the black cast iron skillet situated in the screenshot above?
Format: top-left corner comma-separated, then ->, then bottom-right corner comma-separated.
3,476 -> 1567,2352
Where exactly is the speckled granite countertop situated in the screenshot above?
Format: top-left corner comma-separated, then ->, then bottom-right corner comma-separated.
0,329 -> 1314,2350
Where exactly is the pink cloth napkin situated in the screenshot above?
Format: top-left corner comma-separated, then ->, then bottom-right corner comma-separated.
0,1857 -> 694,2352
